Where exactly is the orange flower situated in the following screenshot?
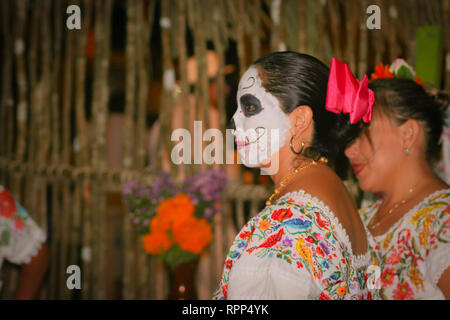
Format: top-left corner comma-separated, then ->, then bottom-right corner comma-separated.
157,193 -> 194,222
143,193 -> 213,256
370,62 -> 394,81
258,220 -> 270,231
150,214 -> 171,233
336,285 -> 347,297
172,215 -> 212,254
150,193 -> 195,234
142,231 -> 172,255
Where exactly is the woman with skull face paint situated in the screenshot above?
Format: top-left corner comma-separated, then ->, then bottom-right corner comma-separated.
345,64 -> 450,300
213,52 -> 377,300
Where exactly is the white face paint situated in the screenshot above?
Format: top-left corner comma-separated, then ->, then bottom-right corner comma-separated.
232,66 -> 291,167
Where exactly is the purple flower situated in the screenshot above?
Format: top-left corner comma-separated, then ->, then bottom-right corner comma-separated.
203,207 -> 214,220
282,238 -> 293,247
182,169 -> 227,203
122,180 -> 140,196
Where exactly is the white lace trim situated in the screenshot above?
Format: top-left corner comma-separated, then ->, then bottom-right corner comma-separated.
278,190 -> 371,268
7,219 -> 47,265
368,188 -> 450,240
20,229 -> 46,264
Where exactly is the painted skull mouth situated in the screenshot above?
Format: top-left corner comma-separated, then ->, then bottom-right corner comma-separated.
234,127 -> 266,150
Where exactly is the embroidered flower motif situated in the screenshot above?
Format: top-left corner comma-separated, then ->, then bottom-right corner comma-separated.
321,260 -> 330,270
381,267 -> 396,287
282,237 -> 293,247
258,220 -> 270,231
230,251 -> 240,259
271,208 -> 293,221
336,285 -> 347,297
296,261 -> 304,269
13,218 -> 25,231
315,212 -> 330,231
314,232 -> 324,240
0,189 -> 17,219
316,246 -> 325,257
385,249 -> 401,265
392,282 -> 414,300
225,259 -> 233,269
319,291 -> 332,300
409,266 -> 424,291
239,230 -> 251,239
222,284 -> 228,299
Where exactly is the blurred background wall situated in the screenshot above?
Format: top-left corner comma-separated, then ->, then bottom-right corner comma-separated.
0,0 -> 449,299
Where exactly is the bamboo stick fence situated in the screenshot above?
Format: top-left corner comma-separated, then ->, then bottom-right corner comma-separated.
0,0 -> 448,299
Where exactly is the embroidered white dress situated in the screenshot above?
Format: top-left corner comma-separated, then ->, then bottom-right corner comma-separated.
0,186 -> 47,291
360,189 -> 450,300
213,190 -> 376,300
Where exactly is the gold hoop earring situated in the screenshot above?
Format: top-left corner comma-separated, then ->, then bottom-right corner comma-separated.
290,136 -> 305,155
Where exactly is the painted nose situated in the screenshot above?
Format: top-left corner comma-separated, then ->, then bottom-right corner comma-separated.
228,118 -> 236,131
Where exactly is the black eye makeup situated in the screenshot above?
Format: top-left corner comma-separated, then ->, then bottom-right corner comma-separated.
240,94 -> 262,117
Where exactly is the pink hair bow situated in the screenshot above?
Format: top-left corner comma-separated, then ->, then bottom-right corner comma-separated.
325,58 -> 374,124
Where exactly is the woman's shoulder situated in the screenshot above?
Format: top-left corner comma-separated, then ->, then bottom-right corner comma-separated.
411,188 -> 450,232
270,190 -> 348,246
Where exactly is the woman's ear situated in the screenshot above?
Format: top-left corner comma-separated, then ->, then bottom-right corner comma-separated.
400,119 -> 421,150
289,105 -> 313,137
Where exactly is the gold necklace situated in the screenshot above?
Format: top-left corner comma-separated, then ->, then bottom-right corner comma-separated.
265,157 -> 328,206
368,187 -> 415,230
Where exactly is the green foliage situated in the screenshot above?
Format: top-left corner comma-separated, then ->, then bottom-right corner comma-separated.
162,244 -> 199,270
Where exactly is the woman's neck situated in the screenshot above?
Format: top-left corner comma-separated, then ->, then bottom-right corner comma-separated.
270,155 -> 313,190
381,158 -> 445,206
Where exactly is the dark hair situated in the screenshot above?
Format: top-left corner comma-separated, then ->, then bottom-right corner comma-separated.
368,78 -> 449,162
252,51 -> 363,165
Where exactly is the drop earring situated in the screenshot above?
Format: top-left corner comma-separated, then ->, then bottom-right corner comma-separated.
404,148 -> 409,155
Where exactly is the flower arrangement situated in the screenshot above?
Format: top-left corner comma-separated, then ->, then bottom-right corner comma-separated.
370,59 -> 423,85
122,170 -> 227,270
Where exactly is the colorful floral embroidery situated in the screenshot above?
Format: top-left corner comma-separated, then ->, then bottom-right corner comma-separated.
0,186 -> 45,292
0,187 -> 17,219
361,189 -> 450,300
213,190 -> 373,300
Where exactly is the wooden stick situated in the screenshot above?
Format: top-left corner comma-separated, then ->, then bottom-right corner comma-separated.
298,0 -> 307,53
14,0 -> 29,163
123,0 -> 138,299
177,0 -> 190,178
74,0 -> 92,299
0,0 -> 14,162
359,0 -> 369,76
135,0 -> 151,298
91,0 -> 113,299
